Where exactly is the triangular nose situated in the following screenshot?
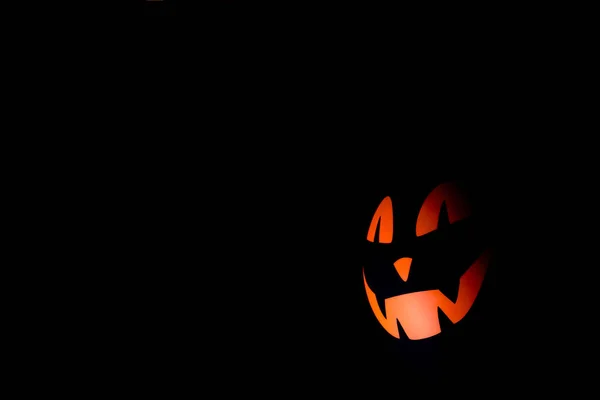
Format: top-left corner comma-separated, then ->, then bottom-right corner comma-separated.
393,257 -> 412,282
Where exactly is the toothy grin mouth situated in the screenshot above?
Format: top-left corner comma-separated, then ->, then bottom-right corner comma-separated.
363,249 -> 490,340
374,277 -> 461,316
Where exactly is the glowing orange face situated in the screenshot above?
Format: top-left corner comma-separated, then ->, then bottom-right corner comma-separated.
363,182 -> 490,340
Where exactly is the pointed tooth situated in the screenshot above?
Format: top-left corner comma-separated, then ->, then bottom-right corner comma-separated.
437,306 -> 455,331
438,279 -> 460,303
396,319 -> 408,339
376,292 -> 388,319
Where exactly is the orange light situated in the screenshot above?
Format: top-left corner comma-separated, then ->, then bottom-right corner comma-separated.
363,182 -> 489,340
416,182 -> 470,237
364,250 -> 489,340
366,196 -> 393,243
393,257 -> 412,282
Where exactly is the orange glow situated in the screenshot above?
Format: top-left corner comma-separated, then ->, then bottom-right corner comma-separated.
366,196 -> 393,243
363,249 -> 490,340
393,257 -> 412,282
416,182 -> 471,237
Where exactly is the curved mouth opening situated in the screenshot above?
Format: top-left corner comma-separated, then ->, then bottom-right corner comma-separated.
363,249 -> 490,340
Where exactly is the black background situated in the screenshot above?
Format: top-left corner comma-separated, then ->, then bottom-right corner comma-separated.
110,137 -> 565,391
4,1 -> 593,394
91,2 -> 594,393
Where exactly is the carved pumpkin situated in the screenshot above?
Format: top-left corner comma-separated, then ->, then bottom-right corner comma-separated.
363,181 -> 491,340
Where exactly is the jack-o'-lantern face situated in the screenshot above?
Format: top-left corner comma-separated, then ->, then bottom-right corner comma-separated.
363,181 -> 491,340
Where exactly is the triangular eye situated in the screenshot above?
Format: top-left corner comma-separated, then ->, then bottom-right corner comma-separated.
416,182 -> 470,237
367,196 -> 393,243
